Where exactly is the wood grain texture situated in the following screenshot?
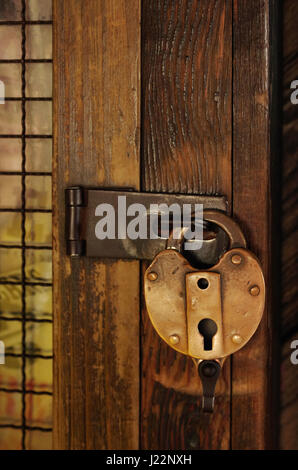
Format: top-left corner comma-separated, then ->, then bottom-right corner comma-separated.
280,0 -> 298,450
53,0 -> 140,449
232,0 -> 279,449
141,0 -> 232,450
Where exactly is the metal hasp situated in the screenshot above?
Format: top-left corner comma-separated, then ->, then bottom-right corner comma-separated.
144,211 -> 266,412
65,186 -> 227,260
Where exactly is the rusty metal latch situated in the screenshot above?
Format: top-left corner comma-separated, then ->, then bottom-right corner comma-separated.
65,186 -> 226,261
144,210 -> 265,412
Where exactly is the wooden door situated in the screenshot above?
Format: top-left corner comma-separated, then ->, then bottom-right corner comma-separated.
53,0 -> 279,450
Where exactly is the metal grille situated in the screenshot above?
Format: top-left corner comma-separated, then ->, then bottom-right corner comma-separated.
0,0 -> 52,450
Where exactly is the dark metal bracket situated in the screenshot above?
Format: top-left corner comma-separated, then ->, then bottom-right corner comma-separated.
65,186 -> 227,260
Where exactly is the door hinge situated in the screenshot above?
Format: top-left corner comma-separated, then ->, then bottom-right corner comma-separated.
65,186 -> 86,257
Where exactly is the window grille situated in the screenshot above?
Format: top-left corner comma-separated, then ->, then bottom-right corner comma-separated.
0,0 -> 52,450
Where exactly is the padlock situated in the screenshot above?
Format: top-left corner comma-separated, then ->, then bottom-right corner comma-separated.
144,210 -> 265,412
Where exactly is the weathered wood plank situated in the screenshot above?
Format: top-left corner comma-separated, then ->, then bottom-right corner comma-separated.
53,0 -> 140,449
232,0 -> 279,449
141,0 -> 232,450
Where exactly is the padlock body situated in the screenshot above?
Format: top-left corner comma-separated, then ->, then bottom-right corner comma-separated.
144,247 -> 265,360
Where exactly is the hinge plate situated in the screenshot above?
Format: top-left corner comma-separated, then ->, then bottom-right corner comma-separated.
65,186 -> 227,260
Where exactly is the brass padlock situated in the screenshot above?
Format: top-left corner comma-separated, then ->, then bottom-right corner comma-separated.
144,210 -> 265,412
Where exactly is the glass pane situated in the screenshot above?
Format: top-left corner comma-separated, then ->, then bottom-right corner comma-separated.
26,322 -> 52,355
26,429 -> 52,451
0,176 -> 22,208
26,63 -> 52,98
0,248 -> 21,280
0,213 -> 21,244
0,139 -> 21,171
25,212 -> 52,246
0,64 -> 21,97
25,357 -> 52,394
26,285 -> 52,320
0,283 -> 22,316
0,428 -> 22,450
0,102 -> 22,134
26,101 -> 52,135
26,138 -> 52,172
0,26 -> 21,60
25,249 -> 52,283
0,354 -> 22,391
0,0 -> 22,21
26,175 -> 51,209
27,0 -> 52,21
25,393 -> 52,428
0,318 -> 21,353
0,392 -> 21,426
26,25 -> 52,60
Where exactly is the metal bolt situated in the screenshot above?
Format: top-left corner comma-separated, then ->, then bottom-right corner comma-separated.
231,254 -> 242,265
169,334 -> 180,345
147,271 -> 158,281
250,285 -> 260,296
201,362 -> 217,377
232,334 -> 243,344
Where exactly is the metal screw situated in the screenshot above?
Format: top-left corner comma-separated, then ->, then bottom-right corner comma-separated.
169,334 -> 180,345
232,334 -> 243,344
147,271 -> 158,281
231,254 -> 242,265
250,285 -> 260,296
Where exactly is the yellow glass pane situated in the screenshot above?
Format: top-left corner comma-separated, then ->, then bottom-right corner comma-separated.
0,175 -> 21,208
0,139 -> 21,171
26,429 -> 52,450
26,175 -> 51,209
0,354 -> 22,390
0,212 -> 21,243
26,138 -> 52,172
26,101 -> 52,135
0,102 -> 22,134
0,1 -> 22,21
26,285 -> 52,319
0,64 -> 21,97
0,284 -> 22,316
0,428 -> 22,450
26,63 -> 52,98
0,392 -> 21,426
0,175 -> 22,208
25,394 -> 52,428
26,25 -> 52,60
25,212 -> 52,245
0,248 -> 21,280
25,249 -> 52,283
0,319 -> 21,353
0,26 -> 21,60
27,0 -> 52,21
25,357 -> 52,393
26,321 -> 52,355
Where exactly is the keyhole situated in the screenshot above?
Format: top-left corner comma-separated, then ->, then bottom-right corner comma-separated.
198,319 -> 218,351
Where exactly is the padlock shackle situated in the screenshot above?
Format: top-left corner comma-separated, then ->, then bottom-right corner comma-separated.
166,210 -> 247,252
203,210 -> 247,249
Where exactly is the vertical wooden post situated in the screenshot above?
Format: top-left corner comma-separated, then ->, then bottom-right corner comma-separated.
141,0 -> 232,449
232,0 -> 279,449
53,0 -> 140,449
